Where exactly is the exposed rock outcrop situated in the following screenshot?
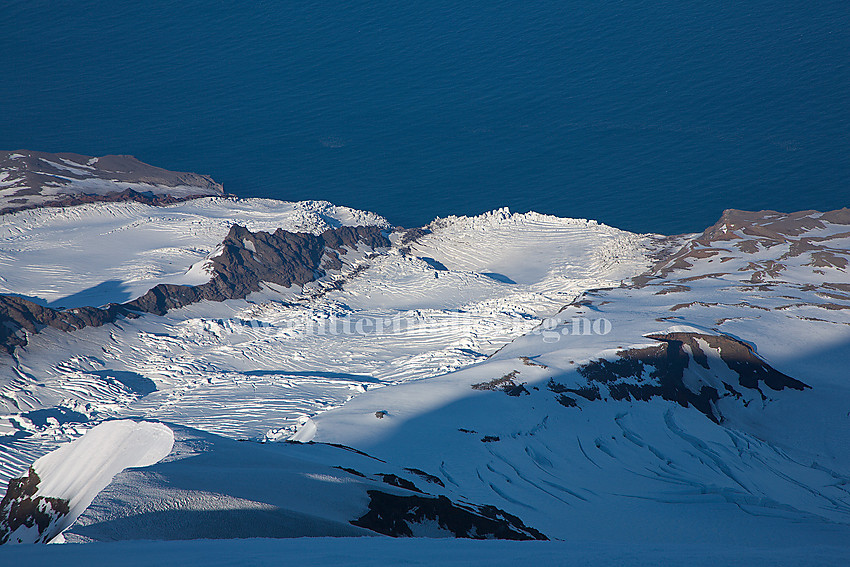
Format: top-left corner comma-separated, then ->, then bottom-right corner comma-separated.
0,468 -> 70,544
0,296 -> 129,355
471,371 -> 529,397
351,490 -> 547,540
633,208 -> 850,286
550,332 -> 809,423
125,224 -> 390,315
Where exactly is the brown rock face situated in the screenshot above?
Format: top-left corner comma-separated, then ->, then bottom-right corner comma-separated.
0,224 -> 391,352
0,296 -> 129,355
633,207 -> 850,286
471,371 -> 529,397
125,224 -> 390,315
0,468 -> 70,544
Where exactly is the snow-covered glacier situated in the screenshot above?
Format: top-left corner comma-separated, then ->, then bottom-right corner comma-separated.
0,153 -> 848,565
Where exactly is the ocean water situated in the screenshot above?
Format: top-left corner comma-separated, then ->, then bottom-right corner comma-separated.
2,1 -> 848,234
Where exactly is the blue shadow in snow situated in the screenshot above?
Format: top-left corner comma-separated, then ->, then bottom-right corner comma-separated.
47,279 -> 134,309
89,370 -> 158,396
21,407 -> 89,428
482,273 -> 517,284
418,257 -> 448,271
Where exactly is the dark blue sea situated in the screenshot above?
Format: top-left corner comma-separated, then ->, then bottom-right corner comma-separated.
2,1 -> 848,234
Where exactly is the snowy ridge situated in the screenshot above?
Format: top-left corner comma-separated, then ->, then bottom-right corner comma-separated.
52,424 -> 546,542
415,207 -> 651,294
0,205 -> 655,488
295,208 -> 850,544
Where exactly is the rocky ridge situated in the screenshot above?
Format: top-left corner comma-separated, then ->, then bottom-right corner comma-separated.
0,224 -> 390,354
0,151 -> 224,215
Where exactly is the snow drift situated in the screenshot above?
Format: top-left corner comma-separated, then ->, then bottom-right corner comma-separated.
0,420 -> 173,544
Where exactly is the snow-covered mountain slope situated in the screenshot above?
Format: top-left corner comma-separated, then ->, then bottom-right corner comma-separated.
56,423 -> 544,543
0,420 -> 172,544
0,151 -> 223,215
0,198 -> 657,487
409,208 -> 659,296
1,168 -> 847,553
294,208 -> 850,544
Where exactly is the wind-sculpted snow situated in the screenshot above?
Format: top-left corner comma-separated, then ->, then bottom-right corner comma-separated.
2,197 -> 849,549
0,197 -> 390,308
409,207 -> 655,294
0,204 -> 655,489
0,420 -> 173,544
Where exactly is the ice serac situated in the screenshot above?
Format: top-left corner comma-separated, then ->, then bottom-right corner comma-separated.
0,150 -> 223,214
2,197 -> 849,547
0,420 -> 173,544
0,223 -> 391,351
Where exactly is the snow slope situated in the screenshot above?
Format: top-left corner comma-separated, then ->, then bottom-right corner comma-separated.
2,537 -> 848,567
1,185 -> 848,556
56,423 -> 545,542
0,420 -> 172,544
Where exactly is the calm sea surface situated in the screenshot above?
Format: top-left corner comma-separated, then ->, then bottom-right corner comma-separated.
2,1 -> 848,234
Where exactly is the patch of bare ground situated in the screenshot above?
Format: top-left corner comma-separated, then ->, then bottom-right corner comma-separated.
670,301 -> 720,311
654,285 -> 691,295
519,357 -> 548,368
816,291 -> 850,302
678,272 -> 730,283
471,371 -> 529,397
806,251 -> 849,270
